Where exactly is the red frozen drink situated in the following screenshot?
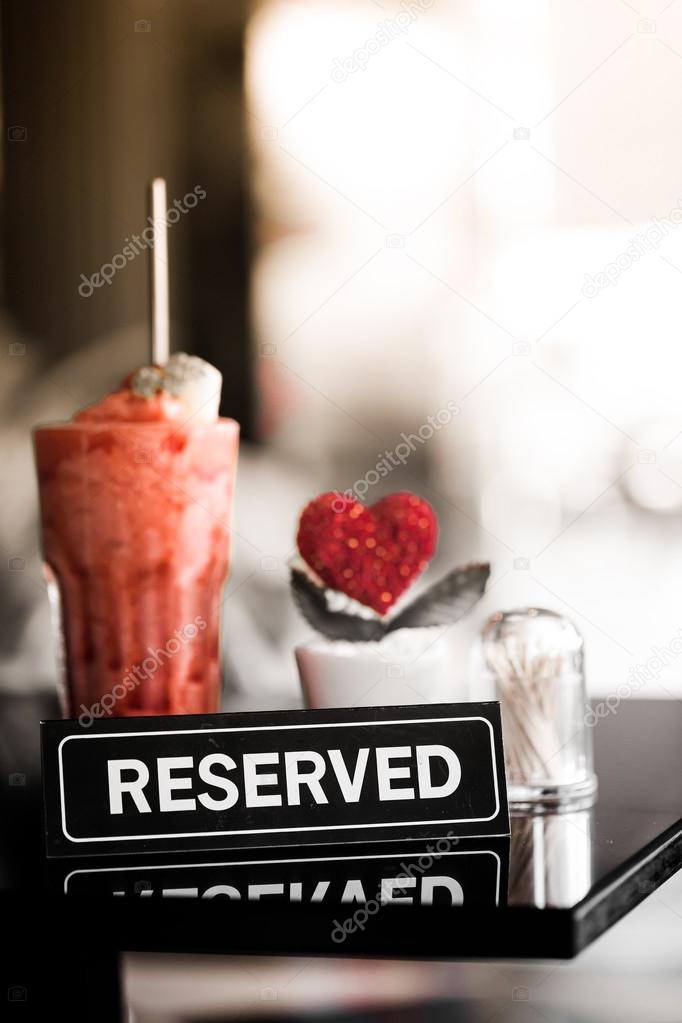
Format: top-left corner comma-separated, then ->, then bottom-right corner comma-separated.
34,354 -> 239,719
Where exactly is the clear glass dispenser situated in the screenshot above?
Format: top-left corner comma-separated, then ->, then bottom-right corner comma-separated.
481,608 -> 598,810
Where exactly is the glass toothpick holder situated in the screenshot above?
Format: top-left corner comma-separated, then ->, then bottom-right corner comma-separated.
481,608 -> 597,810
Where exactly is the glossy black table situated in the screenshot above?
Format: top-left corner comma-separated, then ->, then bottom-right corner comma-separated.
1,695 -> 681,1019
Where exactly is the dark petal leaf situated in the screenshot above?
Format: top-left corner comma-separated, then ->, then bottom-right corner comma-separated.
290,568 -> 387,642
386,562 -> 491,632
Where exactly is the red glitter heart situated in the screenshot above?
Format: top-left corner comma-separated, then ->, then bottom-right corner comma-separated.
296,492 -> 438,616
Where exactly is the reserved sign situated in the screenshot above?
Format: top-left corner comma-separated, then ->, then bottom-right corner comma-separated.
41,703 -> 509,857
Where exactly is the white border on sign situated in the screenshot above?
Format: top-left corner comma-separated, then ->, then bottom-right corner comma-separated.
64,849 -> 502,905
57,716 -> 501,843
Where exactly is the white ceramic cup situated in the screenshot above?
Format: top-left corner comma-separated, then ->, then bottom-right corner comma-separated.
295,627 -> 463,709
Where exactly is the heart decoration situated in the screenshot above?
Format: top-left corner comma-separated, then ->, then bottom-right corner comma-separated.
296,491 -> 438,615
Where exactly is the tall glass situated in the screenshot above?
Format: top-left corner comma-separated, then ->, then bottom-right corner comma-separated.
34,418 -> 239,719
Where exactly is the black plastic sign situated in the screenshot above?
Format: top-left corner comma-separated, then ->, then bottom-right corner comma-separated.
41,703 -> 509,858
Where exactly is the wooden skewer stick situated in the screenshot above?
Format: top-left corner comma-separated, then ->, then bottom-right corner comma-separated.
148,177 -> 170,366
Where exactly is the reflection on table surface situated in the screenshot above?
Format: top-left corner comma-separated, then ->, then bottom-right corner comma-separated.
510,809 -> 593,908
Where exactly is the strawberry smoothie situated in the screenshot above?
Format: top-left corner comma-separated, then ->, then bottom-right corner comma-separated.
34,354 -> 239,718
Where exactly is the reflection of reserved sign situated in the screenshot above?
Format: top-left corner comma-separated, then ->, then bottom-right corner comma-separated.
42,703 -> 509,857
61,847 -> 505,911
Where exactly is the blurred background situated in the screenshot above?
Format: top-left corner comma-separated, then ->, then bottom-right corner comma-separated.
4,0 -> 682,705
1,2 -> 682,1021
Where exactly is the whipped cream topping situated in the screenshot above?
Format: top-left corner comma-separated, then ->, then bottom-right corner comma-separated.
131,353 -> 222,423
